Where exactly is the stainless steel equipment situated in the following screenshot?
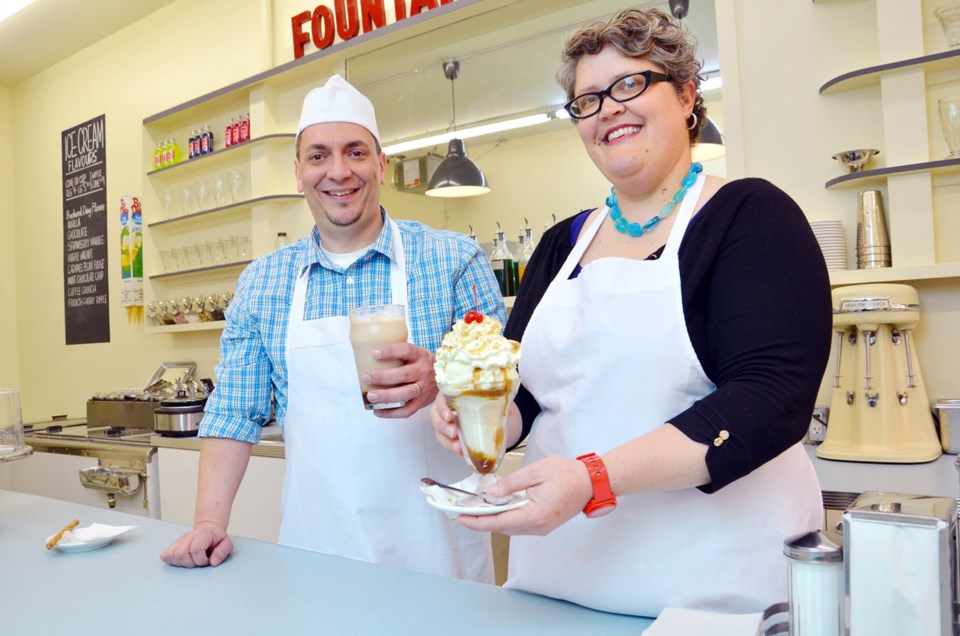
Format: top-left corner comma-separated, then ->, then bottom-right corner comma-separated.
843,491 -> 958,635
937,400 -> 960,454
86,361 -> 205,430
154,396 -> 206,437
818,284 -> 942,463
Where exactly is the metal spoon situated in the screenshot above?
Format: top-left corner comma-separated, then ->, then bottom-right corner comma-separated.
420,477 -> 514,507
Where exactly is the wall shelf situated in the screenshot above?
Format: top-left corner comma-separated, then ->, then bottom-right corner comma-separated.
149,194 -> 304,230
147,134 -> 295,181
150,261 -> 251,281
829,262 -> 960,286
824,156 -> 960,189
820,48 -> 960,95
145,321 -> 226,334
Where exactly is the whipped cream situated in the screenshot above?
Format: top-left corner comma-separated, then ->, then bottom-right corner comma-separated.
434,315 -> 520,393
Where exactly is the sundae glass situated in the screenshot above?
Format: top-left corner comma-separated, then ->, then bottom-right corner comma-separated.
435,311 -> 520,503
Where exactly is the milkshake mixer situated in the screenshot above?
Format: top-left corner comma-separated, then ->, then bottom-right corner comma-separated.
818,284 -> 942,463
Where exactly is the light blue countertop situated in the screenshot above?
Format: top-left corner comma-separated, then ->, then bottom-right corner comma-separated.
805,444 -> 958,498
0,490 -> 652,635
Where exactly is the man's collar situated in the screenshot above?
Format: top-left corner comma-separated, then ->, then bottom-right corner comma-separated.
305,208 -> 395,273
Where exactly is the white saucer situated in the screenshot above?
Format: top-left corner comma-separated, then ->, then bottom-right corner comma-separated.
421,479 -> 531,517
49,535 -> 115,552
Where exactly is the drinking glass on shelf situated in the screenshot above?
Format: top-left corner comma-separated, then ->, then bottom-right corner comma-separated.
159,250 -> 177,272
229,170 -> 245,203
214,173 -> 226,208
173,248 -> 190,271
207,239 -> 225,264
936,5 -> 960,49
196,179 -> 211,211
234,235 -> 250,259
160,189 -> 176,218
221,236 -> 240,261
184,245 -> 201,268
939,97 -> 960,158
180,183 -> 197,216
196,242 -> 211,266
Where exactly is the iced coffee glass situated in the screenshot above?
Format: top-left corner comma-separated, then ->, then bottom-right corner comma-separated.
348,304 -> 409,410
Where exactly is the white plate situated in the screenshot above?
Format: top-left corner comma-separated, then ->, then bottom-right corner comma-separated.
49,535 -> 115,552
422,485 -> 531,517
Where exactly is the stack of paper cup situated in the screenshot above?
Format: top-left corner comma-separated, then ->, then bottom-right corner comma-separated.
810,220 -> 846,271
856,190 -> 891,269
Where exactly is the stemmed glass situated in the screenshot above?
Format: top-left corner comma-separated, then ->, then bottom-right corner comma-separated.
939,97 -> 960,158
0,388 -> 31,463
196,179 -> 210,211
160,189 -> 175,218
229,170 -> 244,203
446,382 -> 520,505
214,174 -> 226,208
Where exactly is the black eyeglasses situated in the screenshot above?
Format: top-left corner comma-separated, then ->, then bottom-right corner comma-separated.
563,70 -> 670,120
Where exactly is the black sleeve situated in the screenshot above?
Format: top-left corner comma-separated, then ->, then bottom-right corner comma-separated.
504,214 -> 580,447
671,179 -> 833,492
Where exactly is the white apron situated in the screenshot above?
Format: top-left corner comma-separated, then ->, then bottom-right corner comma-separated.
506,176 -> 822,616
278,220 -> 493,583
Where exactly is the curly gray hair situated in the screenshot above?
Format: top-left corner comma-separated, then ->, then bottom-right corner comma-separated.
557,7 -> 705,145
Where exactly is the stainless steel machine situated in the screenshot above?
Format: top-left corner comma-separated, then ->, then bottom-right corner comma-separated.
818,284 -> 942,463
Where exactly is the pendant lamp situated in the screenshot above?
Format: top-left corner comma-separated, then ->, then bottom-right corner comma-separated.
692,116 -> 725,162
425,60 -> 491,198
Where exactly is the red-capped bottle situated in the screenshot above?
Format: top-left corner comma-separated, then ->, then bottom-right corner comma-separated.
239,112 -> 250,143
225,118 -> 234,148
231,115 -> 241,146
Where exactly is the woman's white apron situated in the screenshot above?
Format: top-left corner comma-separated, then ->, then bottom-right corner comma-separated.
279,219 -> 493,582
507,176 -> 822,615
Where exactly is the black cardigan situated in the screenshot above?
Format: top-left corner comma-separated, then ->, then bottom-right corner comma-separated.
505,178 -> 832,493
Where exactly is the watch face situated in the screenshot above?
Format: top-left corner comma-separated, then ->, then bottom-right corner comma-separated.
585,502 -> 616,518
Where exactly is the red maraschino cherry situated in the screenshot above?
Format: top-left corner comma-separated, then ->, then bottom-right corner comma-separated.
464,284 -> 483,323
464,310 -> 483,324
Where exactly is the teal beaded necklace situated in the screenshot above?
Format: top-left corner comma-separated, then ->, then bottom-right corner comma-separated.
607,162 -> 703,237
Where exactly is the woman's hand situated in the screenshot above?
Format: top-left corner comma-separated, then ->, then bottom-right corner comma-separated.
454,456 -> 593,536
429,392 -> 463,457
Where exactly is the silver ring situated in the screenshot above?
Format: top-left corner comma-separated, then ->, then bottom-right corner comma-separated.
413,382 -> 422,398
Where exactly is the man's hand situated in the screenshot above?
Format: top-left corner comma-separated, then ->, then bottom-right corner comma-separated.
429,391 -> 463,457
363,342 -> 438,418
160,521 -> 234,568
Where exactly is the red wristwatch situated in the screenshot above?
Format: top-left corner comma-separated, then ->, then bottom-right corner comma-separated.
576,453 -> 617,518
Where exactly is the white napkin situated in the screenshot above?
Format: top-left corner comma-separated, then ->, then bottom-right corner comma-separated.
643,608 -> 763,636
58,523 -> 137,545
420,473 -> 484,505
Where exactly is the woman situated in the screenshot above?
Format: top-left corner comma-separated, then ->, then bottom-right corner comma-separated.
430,8 -> 831,617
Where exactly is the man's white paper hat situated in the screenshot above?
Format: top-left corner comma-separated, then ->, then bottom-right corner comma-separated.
297,74 -> 380,144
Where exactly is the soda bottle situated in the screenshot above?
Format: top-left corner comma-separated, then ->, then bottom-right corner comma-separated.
154,143 -> 162,170
188,130 -> 197,159
225,118 -> 234,148
232,115 -> 241,146
206,125 -> 215,153
161,139 -> 171,167
490,223 -> 518,297
518,219 -> 536,283
200,126 -> 210,155
239,112 -> 250,142
170,137 -> 180,164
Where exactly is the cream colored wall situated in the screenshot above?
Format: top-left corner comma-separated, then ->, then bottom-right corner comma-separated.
720,0 -> 960,404
10,0 -> 267,421
0,86 -> 20,389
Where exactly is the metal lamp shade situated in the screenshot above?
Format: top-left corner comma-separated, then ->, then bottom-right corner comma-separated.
692,116 -> 725,162
425,139 -> 491,198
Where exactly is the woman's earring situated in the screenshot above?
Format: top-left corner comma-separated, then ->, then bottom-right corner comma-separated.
687,113 -> 698,130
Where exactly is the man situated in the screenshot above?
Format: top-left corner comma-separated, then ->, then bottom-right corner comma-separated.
161,75 -> 504,583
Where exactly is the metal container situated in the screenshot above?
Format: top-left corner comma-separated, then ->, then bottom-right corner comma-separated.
783,530 -> 844,636
936,400 -> 960,454
843,491 -> 957,635
86,398 -> 159,429
153,397 -> 206,437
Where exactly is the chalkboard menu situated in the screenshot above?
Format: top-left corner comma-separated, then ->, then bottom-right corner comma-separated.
62,114 -> 109,345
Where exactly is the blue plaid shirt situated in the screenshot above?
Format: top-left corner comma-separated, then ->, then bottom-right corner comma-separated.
200,211 -> 506,443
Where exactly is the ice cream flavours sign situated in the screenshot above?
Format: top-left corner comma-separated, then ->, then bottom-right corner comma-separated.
290,0 -> 456,59
62,114 -> 110,345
